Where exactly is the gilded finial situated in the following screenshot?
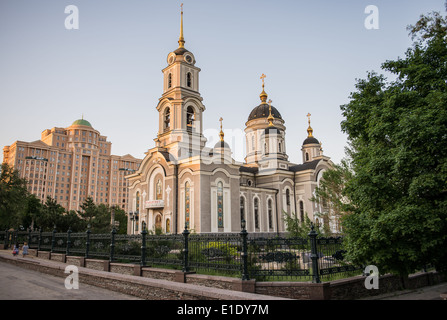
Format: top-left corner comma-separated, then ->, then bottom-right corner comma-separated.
307,113 -> 313,137
178,3 -> 185,48
219,117 -> 224,141
267,99 -> 274,127
259,74 -> 268,103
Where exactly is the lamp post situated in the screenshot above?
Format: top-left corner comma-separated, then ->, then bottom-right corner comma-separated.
129,211 -> 134,234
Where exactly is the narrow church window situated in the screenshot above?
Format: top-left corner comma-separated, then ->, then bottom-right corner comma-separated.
278,142 -> 281,153
187,72 -> 192,88
156,180 -> 162,200
168,73 -> 172,88
166,218 -> 171,234
185,182 -> 190,229
136,191 -> 140,213
164,108 -> 171,131
217,181 -> 224,228
286,189 -> 291,214
186,106 -> 195,132
300,201 -> 304,222
251,136 -> 255,151
268,199 -> 273,229
254,198 -> 259,229
306,152 -> 309,161
240,197 -> 245,224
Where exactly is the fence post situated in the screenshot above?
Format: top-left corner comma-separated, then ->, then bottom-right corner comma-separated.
27,228 -> 32,246
308,223 -> 321,284
140,222 -> 147,267
66,227 -> 72,256
37,228 -> 42,251
240,219 -> 249,280
51,225 -> 57,253
85,224 -> 91,259
110,226 -> 116,262
182,226 -> 190,272
5,229 -> 9,249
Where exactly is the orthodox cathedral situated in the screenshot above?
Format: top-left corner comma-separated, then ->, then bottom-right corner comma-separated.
126,8 -> 334,235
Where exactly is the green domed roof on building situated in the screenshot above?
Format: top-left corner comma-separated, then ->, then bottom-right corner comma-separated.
71,119 -> 92,127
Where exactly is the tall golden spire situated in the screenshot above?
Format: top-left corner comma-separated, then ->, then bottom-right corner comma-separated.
219,117 -> 224,141
178,3 -> 185,48
260,74 -> 268,103
307,113 -> 314,137
267,99 -> 275,127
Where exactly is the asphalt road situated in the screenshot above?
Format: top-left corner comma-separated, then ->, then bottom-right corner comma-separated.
0,261 -> 141,300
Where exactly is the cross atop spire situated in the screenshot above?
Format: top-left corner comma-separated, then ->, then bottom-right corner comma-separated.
259,74 -> 268,103
178,3 -> 185,48
219,117 -> 224,141
307,113 -> 314,137
267,99 -> 274,127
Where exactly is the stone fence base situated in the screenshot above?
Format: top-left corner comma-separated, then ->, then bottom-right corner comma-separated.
2,249 -> 446,300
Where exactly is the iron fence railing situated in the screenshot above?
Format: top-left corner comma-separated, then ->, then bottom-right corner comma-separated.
0,223 -> 365,282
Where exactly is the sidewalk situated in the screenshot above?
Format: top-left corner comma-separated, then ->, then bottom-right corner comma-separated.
360,282 -> 447,300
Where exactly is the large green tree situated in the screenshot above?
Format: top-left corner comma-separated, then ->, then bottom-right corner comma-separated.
0,163 -> 29,229
340,9 -> 447,276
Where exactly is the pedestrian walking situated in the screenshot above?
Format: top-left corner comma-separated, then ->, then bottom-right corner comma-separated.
22,242 -> 29,257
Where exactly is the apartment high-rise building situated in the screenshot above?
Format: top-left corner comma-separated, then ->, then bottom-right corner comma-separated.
2,118 -> 142,212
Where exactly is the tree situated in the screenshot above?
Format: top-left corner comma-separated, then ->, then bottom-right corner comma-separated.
340,8 -> 447,276
310,159 -> 353,235
37,196 -> 66,231
0,163 -> 29,229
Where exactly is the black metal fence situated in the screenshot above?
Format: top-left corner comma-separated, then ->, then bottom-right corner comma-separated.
0,224 -> 364,283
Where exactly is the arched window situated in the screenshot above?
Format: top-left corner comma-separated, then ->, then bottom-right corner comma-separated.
186,106 -> 195,132
166,218 -> 171,234
254,198 -> 259,229
217,181 -> 224,228
306,152 -> 309,161
299,201 -> 304,222
286,189 -> 291,214
136,191 -> 140,213
168,73 -> 172,88
278,142 -> 281,153
185,182 -> 190,229
156,180 -> 162,200
240,196 -> 245,224
164,107 -> 171,131
268,199 -> 273,230
187,72 -> 192,88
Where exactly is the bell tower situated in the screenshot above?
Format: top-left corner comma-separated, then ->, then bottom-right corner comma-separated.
154,4 -> 207,159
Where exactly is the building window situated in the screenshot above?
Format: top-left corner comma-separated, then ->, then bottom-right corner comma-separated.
286,189 -> 291,214
300,201 -> 305,222
254,198 -> 259,229
185,181 -> 190,229
268,199 -> 273,229
217,181 -> 224,229
136,191 -> 140,213
164,107 -> 171,131
186,106 -> 195,132
166,218 -> 171,234
240,196 -> 245,224
306,152 -> 309,161
187,72 -> 192,88
168,73 -> 172,88
156,180 -> 162,200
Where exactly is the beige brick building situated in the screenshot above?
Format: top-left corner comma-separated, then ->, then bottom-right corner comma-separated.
2,119 -> 142,212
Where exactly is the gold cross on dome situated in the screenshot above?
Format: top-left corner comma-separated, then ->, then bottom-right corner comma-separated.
260,74 -> 266,86
307,113 -> 311,124
219,117 -> 223,130
181,3 -> 183,12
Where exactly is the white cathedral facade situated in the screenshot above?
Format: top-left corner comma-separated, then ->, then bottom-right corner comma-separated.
126,9 -> 334,235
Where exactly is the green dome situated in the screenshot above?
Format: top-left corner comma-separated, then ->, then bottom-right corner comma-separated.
72,119 -> 92,127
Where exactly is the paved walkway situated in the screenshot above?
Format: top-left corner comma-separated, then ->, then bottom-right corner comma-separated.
361,282 -> 447,300
0,249 -> 446,300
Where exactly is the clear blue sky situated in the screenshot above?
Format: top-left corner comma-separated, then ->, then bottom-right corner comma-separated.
1,0 -> 445,165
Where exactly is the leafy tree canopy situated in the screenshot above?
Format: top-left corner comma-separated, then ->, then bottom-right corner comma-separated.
340,8 -> 447,276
